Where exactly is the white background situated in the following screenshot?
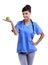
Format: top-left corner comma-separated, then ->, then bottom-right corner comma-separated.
0,0 -> 48,65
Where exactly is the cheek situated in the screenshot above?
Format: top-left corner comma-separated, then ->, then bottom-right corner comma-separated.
25,15 -> 30,18
23,14 -> 29,18
23,16 -> 29,19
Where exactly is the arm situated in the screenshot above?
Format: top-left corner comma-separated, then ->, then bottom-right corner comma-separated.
10,21 -> 18,35
2,19 -> 18,35
32,32 -> 44,46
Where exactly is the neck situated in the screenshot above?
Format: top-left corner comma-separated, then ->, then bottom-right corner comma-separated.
24,19 -> 30,23
24,19 -> 31,26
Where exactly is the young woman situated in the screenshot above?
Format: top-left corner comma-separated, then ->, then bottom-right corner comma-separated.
3,5 -> 44,65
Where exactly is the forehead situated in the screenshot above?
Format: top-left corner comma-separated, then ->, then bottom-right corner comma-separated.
22,11 -> 30,13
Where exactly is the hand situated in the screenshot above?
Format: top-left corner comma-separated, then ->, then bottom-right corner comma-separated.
2,19 -> 12,23
32,41 -> 38,46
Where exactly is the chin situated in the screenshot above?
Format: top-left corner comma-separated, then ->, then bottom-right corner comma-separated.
24,18 -> 29,20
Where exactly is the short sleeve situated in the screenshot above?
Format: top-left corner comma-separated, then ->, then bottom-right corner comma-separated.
15,22 -> 20,33
34,22 -> 43,35
11,21 -> 20,33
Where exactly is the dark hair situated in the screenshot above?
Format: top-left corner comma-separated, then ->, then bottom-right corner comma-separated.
22,5 -> 31,13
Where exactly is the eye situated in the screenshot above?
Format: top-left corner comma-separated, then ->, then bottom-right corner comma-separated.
23,13 -> 24,15
22,12 -> 28,15
25,13 -> 28,15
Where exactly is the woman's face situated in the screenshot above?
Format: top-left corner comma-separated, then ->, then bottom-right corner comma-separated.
22,11 -> 31,20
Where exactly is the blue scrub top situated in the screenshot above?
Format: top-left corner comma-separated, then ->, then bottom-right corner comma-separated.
15,20 -> 43,53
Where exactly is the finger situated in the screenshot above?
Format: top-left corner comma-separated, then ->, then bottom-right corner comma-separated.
2,19 -> 6,21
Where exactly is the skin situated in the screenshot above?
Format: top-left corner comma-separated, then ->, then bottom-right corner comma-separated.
22,11 -> 31,26
3,11 -> 44,46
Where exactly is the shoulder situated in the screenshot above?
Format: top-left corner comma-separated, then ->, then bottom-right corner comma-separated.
32,21 -> 38,26
16,20 -> 23,25
32,21 -> 41,29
